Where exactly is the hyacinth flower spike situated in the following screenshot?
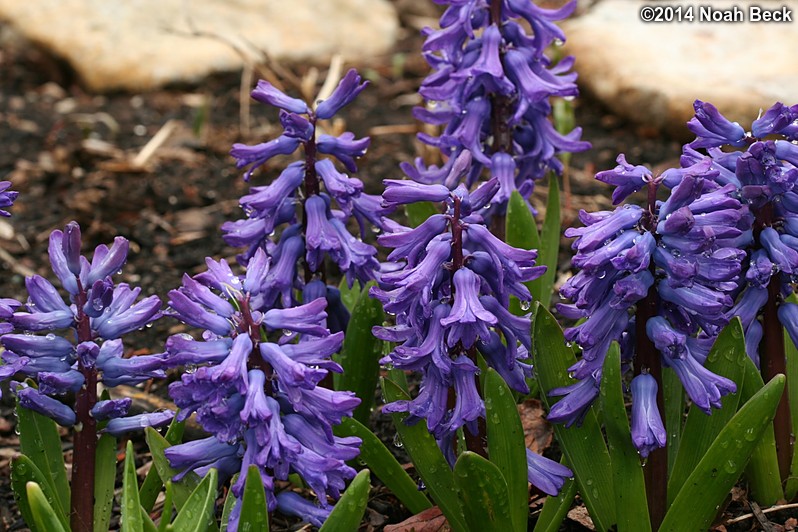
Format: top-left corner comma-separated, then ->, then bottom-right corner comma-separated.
374,153 -> 570,496
0,222 -> 167,531
681,99 -> 798,479
224,69 -> 390,295
406,0 -> 589,211
163,249 -> 361,530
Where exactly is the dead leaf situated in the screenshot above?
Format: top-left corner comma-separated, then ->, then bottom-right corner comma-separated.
518,398 -> 553,454
384,506 -> 451,532
567,505 -> 596,530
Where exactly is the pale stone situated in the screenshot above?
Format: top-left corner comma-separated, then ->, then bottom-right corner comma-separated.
563,0 -> 798,137
0,0 -> 399,92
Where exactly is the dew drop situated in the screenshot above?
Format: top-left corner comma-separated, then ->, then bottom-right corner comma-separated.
393,433 -> 403,448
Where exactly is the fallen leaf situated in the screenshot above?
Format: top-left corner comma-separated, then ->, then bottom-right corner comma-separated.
384,506 -> 451,532
518,398 -> 553,453
567,505 -> 596,530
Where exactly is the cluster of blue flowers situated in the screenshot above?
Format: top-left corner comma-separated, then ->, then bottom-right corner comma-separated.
161,71 -> 386,529
557,100 -> 798,458
683,101 -> 798,359
0,222 -> 170,434
374,152 -> 572,495
405,0 -> 589,208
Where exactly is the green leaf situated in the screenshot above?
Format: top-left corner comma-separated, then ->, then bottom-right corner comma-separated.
533,458 -> 576,532
16,402 -> 70,514
319,469 -> 371,532
785,294 -> 798,499
405,201 -> 439,228
171,468 -> 218,532
662,366 -> 684,475
11,455 -> 68,531
484,369 -> 527,532
159,482 -> 175,532
739,349 -> 783,505
145,427 -> 202,510
141,508 -> 158,532
661,375 -> 786,531
338,277 -> 362,312
26,482 -> 67,532
529,175 -> 560,310
454,452 -> 515,531
506,191 -> 540,315
140,417 -> 186,512
531,305 -> 615,531
599,343 -> 650,531
94,433 -> 118,532
219,474 -> 239,532
122,440 -> 145,532
236,466 -> 269,531
381,377 -> 468,532
667,319 -> 747,505
335,282 -> 384,424
335,417 -> 431,514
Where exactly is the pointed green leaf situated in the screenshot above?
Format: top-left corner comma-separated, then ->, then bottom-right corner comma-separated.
26,482 -> 67,532
667,319 -> 746,505
319,469 -> 371,532
171,468 -> 218,532
533,458 -> 576,532
600,343 -> 650,531
381,377 -> 468,532
338,277 -> 362,312
739,348 -> 782,505
141,509 -> 158,532
219,474 -> 239,532
529,175 -> 560,310
454,452 -> 515,531
158,482 -> 175,532
506,191 -> 540,315
335,282 -> 384,424
335,417 -> 431,514
405,201 -> 439,228
662,366 -> 683,475
16,403 -> 70,513
484,368 -> 527,532
785,293 -> 798,500
11,455 -> 68,531
661,375 -> 785,531
236,466 -> 269,531
122,440 -> 145,532
145,427 -> 202,510
140,417 -> 186,512
94,433 -> 118,532
531,305 -> 615,531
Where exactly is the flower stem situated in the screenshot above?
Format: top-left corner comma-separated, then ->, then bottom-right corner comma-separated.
450,196 -> 488,457
755,202 -> 792,482
636,181 -> 666,530
71,282 -> 97,532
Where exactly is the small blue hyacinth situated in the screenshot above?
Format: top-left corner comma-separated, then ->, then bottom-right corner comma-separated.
163,249 -> 361,530
373,152 -> 571,496
0,181 -> 18,217
405,0 -> 589,209
0,222 -> 169,431
557,152 -> 746,455
224,69 -> 390,292
681,100 -> 798,363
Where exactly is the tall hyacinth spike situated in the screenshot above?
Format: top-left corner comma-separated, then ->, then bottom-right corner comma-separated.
557,153 -> 747,457
0,222 -> 166,532
405,0 -> 589,210
224,69 -> 391,295
373,152 -> 571,496
163,249 -> 361,530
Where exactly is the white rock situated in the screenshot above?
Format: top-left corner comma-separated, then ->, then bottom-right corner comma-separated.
563,0 -> 798,137
0,0 -> 399,92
